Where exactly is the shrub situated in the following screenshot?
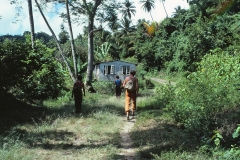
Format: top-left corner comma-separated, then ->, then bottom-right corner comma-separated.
0,36 -> 65,101
92,81 -> 115,95
158,48 -> 240,133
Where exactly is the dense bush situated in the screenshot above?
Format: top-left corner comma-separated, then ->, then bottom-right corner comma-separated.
0,36 -> 66,101
156,48 -> 240,133
92,81 -> 116,95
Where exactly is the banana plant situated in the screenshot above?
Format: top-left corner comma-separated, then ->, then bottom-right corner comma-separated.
95,42 -> 112,62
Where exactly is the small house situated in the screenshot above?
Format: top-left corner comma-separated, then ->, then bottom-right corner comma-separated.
93,60 -> 136,81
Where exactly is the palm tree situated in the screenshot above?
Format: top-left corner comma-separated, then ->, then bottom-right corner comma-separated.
186,0 -> 211,18
96,4 -> 119,31
66,0 -> 78,79
143,21 -> 158,37
120,0 -> 136,20
27,0 -> 35,50
139,0 -> 155,21
173,6 -> 182,17
118,16 -> 136,34
114,16 -> 136,57
34,0 -> 75,81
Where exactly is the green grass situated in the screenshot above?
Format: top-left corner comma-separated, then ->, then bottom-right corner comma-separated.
130,108 -> 205,159
0,80 -> 234,160
0,88 -> 126,160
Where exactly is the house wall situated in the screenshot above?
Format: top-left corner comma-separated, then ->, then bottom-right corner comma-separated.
93,61 -> 136,81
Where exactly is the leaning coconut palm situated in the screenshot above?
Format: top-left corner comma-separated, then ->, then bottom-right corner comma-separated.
27,0 -> 35,50
160,0 -> 168,17
139,0 -> 155,21
34,0 -> 75,81
65,0 -> 78,79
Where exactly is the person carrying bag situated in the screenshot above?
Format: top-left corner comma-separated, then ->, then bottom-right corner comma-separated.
123,70 -> 138,120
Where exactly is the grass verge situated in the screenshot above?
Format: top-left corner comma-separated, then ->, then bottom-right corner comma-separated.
0,91 -> 126,160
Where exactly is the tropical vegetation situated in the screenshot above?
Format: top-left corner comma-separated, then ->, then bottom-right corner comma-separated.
1,0 -> 240,159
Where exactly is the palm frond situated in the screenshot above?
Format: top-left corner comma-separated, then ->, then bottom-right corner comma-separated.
143,22 -> 155,36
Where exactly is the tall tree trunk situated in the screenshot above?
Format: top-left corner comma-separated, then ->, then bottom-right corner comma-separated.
160,0 -> 168,17
28,0 -> 35,50
34,0 -> 75,82
66,0 -> 78,79
150,11 -> 154,22
86,16 -> 94,86
83,0 -> 102,87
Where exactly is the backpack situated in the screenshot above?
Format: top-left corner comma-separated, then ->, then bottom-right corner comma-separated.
124,77 -> 135,91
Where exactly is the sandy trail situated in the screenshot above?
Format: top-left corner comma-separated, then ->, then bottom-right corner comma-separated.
118,78 -> 174,160
119,116 -> 136,160
150,77 -> 176,85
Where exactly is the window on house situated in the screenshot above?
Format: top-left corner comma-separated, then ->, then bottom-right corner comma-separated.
110,65 -> 115,74
121,66 -> 130,75
104,65 -> 115,75
126,66 -> 130,74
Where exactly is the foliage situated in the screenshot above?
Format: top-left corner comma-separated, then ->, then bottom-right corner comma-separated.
143,21 -> 159,37
94,42 -> 112,62
119,0 -> 136,20
132,93 -> 205,159
0,36 -> 65,101
92,81 -> 116,95
139,0 -> 155,21
35,31 -> 53,44
2,1 -> 240,158
156,48 -> 240,133
56,36 -> 88,76
58,29 -> 70,44
204,126 -> 240,159
0,34 -> 25,42
123,56 -> 138,64
155,83 -> 175,107
125,5 -> 240,73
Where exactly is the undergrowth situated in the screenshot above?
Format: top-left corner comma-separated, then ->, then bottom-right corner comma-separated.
1,65 -> 239,159
0,84 -> 125,160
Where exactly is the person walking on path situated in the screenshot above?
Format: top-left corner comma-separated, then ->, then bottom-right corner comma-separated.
72,75 -> 85,113
123,70 -> 138,120
115,75 -> 122,99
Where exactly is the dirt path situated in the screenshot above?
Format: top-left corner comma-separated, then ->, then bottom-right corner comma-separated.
150,77 -> 176,85
119,116 -> 136,160
118,78 -> 175,159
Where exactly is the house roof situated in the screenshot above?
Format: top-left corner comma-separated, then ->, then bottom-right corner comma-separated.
94,60 -> 137,65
